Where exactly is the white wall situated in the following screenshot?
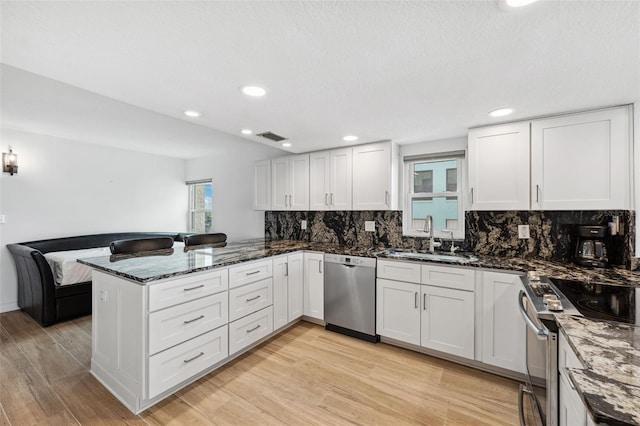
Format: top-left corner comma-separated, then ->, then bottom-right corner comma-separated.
186,142 -> 283,241
0,128 -> 188,312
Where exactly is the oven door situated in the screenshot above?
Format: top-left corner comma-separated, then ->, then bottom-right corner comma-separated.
518,290 -> 557,426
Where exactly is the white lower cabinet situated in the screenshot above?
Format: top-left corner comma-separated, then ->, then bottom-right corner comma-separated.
376,260 -> 475,360
376,278 -> 421,345
228,278 -> 272,322
273,252 -> 304,330
420,284 -> 474,359
481,271 -> 526,373
304,252 -> 324,320
228,306 -> 274,355
148,326 -> 228,399
559,331 -> 589,426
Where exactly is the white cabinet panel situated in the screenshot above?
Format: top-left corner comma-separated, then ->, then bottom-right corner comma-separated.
228,258 -> 272,289
352,142 -> 392,210
148,325 -> 228,399
229,306 -> 274,355
468,122 -> 530,211
531,106 -> 630,210
376,278 -> 421,345
148,269 -> 228,312
559,371 -> 587,426
309,152 -> 331,210
287,252 -> 304,322
253,159 -> 271,210
421,264 -> 475,292
272,256 -> 288,330
271,157 -> 289,210
303,252 -> 324,320
309,148 -> 353,211
420,285 -> 474,359
228,278 -> 273,322
271,155 -> 309,211
148,292 -> 228,355
377,259 -> 421,284
481,272 -> 525,373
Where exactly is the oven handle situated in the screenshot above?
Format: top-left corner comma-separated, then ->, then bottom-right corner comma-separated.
518,384 -> 532,426
518,290 -> 549,340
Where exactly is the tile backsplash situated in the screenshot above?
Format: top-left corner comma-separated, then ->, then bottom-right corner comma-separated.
265,209 -> 635,267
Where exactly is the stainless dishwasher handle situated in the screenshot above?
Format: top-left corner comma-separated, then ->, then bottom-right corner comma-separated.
518,290 -> 548,340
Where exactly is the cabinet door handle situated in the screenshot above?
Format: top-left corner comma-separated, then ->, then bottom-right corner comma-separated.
562,368 -> 577,390
385,191 -> 389,206
414,292 -> 418,309
246,295 -> 261,302
183,284 -> 204,292
319,260 -> 322,274
184,315 -> 205,324
246,324 -> 261,333
423,293 -> 427,310
536,185 -> 540,203
246,270 -> 260,276
331,193 -> 335,206
183,352 -> 205,363
325,193 -> 329,206
285,262 -> 289,277
288,194 -> 292,207
470,187 -> 474,204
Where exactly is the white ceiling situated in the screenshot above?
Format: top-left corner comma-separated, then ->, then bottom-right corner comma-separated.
1,1 -> 639,158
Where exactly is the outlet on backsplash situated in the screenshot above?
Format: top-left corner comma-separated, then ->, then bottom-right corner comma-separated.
365,221 -> 375,232
518,225 -> 530,239
301,220 -> 307,230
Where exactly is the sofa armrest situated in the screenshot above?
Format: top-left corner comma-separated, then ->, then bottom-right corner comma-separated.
7,244 -> 57,326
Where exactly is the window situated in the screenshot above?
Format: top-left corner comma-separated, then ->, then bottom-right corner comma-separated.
403,154 -> 465,239
187,179 -> 213,233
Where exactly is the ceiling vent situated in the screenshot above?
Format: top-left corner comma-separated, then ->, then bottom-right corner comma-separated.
256,131 -> 287,142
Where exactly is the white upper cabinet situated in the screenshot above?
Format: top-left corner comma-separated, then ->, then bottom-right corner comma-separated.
352,142 -> 394,210
271,155 -> 310,211
468,105 -> 632,211
531,106 -> 631,210
309,148 -> 353,210
468,122 -> 531,211
252,160 -> 271,210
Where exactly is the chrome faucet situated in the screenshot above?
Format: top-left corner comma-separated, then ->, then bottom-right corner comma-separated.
423,215 -> 432,236
442,230 -> 459,253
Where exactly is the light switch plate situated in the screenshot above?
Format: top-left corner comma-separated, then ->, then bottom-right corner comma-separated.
301,220 -> 307,230
365,221 -> 375,232
518,225 -> 530,239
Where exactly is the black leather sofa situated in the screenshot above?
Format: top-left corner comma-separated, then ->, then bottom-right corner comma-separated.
7,232 -> 186,327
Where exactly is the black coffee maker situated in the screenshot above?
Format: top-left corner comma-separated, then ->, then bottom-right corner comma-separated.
574,225 -> 609,268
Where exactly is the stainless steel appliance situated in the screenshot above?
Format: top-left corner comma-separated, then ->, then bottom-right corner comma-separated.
324,254 -> 378,342
574,225 -> 609,268
518,276 -> 580,426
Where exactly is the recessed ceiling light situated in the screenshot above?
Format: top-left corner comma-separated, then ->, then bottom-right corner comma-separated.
489,108 -> 514,117
504,0 -> 538,7
241,86 -> 266,97
183,110 -> 201,118
343,135 -> 359,142
241,129 -> 253,135
282,142 -> 292,147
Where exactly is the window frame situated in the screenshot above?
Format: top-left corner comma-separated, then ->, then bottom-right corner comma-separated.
402,154 -> 466,239
187,180 -> 213,234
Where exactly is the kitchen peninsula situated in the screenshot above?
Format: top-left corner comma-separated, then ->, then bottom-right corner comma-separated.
79,239 -> 640,423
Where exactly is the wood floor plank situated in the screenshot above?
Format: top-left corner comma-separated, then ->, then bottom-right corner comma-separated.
1,310 -> 521,425
1,311 -> 84,384
0,325 -> 77,425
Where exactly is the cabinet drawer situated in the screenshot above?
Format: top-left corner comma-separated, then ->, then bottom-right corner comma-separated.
148,292 -> 228,355
148,325 -> 228,399
377,259 -> 421,283
228,259 -> 273,289
421,265 -> 474,292
229,306 -> 273,355
148,269 -> 228,312
228,278 -> 273,322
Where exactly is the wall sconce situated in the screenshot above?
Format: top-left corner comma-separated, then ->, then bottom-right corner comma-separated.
3,146 -> 18,176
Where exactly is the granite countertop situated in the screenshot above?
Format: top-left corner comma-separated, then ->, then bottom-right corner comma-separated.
555,315 -> 640,426
78,238 -> 640,286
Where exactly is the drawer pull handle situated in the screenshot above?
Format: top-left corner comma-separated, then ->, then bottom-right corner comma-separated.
183,315 -> 205,324
246,270 -> 260,276
246,325 -> 261,333
246,295 -> 261,302
184,284 -> 205,291
183,352 -> 205,363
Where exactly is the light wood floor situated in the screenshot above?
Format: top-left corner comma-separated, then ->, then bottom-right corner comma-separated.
0,310 -> 521,425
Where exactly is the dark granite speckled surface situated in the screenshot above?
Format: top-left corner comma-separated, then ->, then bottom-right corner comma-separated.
556,315 -> 640,426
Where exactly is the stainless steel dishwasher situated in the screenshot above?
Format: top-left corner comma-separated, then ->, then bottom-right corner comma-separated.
324,254 -> 378,342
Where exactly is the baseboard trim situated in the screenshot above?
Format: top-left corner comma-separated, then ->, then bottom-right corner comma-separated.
0,301 -> 19,314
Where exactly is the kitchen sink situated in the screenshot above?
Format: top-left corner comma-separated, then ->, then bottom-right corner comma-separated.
380,249 -> 479,264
